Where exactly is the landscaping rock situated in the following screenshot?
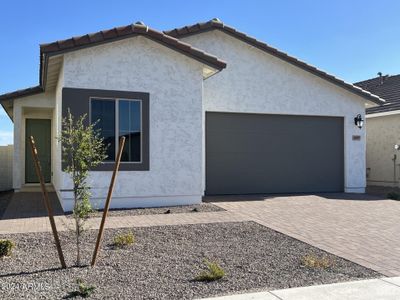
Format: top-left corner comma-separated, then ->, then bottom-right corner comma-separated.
0,222 -> 380,299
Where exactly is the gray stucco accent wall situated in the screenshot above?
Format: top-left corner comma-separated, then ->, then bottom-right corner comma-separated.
62,87 -> 149,171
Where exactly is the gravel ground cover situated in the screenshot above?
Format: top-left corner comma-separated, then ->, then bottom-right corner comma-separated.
0,221 -> 380,299
65,203 -> 224,218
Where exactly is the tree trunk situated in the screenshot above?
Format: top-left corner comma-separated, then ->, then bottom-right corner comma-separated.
75,216 -> 81,266
73,185 -> 81,266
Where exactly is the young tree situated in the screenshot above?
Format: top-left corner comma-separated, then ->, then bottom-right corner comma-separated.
58,109 -> 107,266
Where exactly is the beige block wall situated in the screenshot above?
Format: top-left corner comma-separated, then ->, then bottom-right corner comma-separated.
366,114 -> 400,186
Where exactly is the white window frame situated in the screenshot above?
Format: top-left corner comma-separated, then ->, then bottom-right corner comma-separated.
89,97 -> 143,164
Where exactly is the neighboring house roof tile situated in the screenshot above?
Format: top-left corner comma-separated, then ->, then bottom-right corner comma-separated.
354,74 -> 400,114
0,22 -> 227,104
164,19 -> 385,105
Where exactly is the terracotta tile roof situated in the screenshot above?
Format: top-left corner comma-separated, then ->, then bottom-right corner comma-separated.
165,19 -> 385,105
40,22 -> 226,70
0,19 -> 385,117
354,74 -> 400,114
0,22 -> 226,105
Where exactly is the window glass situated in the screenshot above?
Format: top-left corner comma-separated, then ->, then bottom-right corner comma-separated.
119,100 -> 141,162
91,99 -> 115,161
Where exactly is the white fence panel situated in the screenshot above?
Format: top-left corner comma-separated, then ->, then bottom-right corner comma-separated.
0,145 -> 13,191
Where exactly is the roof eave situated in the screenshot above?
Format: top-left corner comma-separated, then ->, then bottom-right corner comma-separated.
0,85 -> 44,122
0,102 -> 13,121
0,85 -> 44,102
366,109 -> 400,118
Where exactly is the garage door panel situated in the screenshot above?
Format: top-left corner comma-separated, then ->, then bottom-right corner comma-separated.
206,112 -> 344,195
207,153 -> 340,193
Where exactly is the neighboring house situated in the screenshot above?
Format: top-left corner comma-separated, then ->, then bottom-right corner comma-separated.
355,74 -> 400,187
0,19 -> 384,211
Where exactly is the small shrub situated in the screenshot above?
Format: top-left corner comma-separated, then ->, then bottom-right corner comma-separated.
387,192 -> 400,200
302,254 -> 334,269
66,279 -> 95,298
0,239 -> 15,257
195,260 -> 225,282
77,279 -> 95,298
113,231 -> 135,248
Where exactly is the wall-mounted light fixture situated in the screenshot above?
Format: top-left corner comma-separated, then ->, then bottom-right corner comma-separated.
354,114 -> 364,129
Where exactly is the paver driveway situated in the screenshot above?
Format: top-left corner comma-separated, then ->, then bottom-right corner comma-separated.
207,193 -> 400,277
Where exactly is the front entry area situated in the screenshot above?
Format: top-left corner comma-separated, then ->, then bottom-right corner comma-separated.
25,119 -> 51,183
205,112 -> 344,195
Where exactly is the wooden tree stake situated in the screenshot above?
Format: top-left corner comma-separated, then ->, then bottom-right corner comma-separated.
29,136 -> 66,269
91,136 -> 126,266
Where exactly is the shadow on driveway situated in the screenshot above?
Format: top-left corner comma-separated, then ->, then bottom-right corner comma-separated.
204,191 -> 390,203
0,190 -> 13,218
0,191 -> 64,220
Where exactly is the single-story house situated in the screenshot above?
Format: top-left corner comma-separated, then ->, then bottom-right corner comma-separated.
0,19 -> 384,211
355,73 -> 400,187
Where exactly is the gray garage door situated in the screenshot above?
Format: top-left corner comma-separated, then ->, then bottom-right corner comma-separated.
206,112 -> 344,195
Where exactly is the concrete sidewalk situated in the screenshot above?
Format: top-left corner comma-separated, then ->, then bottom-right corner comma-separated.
201,277 -> 400,300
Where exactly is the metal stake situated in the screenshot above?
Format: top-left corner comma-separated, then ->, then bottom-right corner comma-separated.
29,136 -> 66,269
91,136 -> 126,266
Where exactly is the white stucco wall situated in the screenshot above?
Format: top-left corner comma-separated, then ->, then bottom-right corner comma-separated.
12,91 -> 55,190
183,30 -> 369,193
366,114 -> 400,186
53,62 -> 64,196
58,36 -> 205,210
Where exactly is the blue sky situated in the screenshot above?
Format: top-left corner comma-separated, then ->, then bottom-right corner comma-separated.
1,0 -> 400,145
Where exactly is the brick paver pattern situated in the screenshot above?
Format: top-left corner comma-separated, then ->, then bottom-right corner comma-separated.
0,193 -> 399,277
